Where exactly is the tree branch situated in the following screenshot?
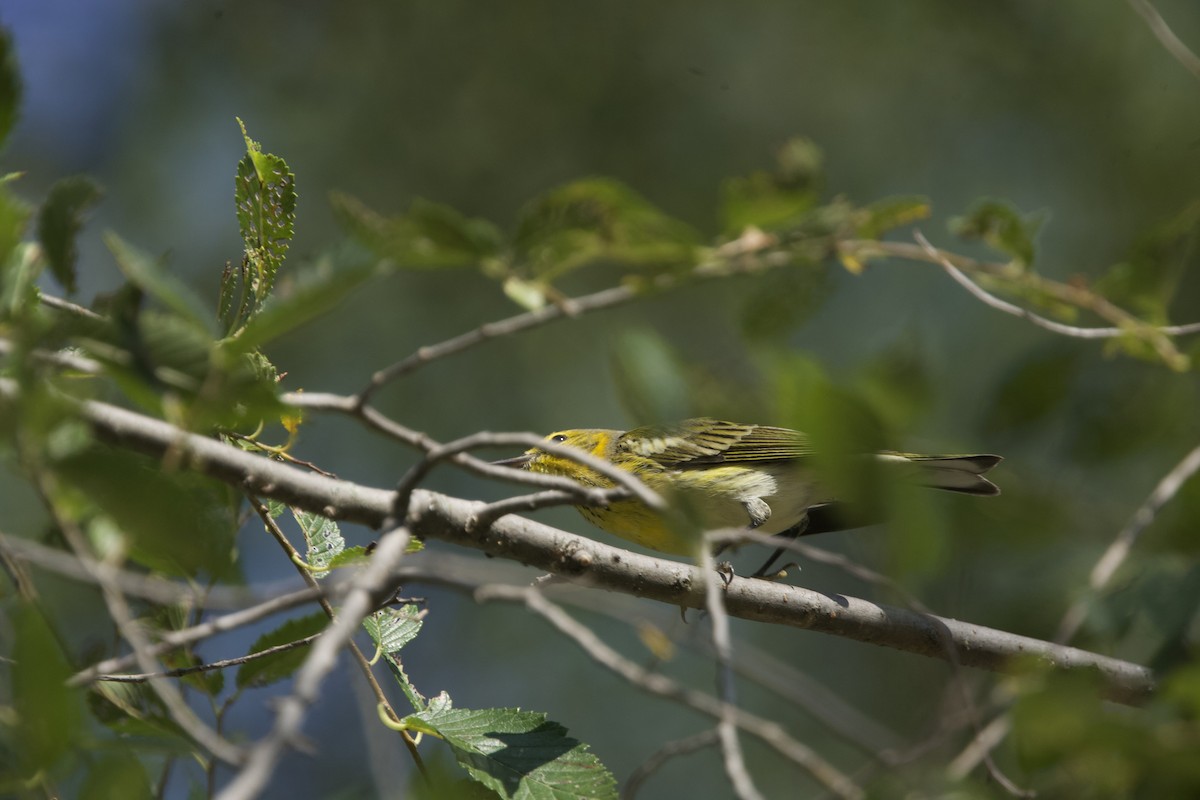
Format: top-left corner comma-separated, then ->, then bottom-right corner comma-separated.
2,378 -> 1155,706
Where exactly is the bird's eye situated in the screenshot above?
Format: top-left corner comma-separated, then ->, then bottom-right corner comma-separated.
549,434 -> 568,444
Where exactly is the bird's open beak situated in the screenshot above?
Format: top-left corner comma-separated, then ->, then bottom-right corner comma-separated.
492,453 -> 533,469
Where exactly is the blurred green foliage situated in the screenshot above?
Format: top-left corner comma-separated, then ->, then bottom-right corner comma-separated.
3,3 -> 1200,799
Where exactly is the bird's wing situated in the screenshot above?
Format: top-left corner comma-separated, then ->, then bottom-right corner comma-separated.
617,418 -> 812,467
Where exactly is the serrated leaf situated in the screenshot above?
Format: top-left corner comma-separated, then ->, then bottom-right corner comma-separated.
37,175 -> 103,293
235,118 -> 296,307
331,191 -> 503,269
0,28 -> 20,150
406,707 -> 617,800
364,604 -> 424,656
225,258 -> 375,351
293,508 -> 345,574
949,199 -> 1046,268
104,231 -> 212,331
720,138 -> 824,235
381,646 -> 428,714
219,257 -> 251,334
512,178 -> 699,283
236,612 -> 327,689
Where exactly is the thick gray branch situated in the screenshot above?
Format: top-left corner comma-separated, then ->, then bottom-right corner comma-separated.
8,380 -> 1153,706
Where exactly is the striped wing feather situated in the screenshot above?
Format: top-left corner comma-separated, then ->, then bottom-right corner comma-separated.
618,418 -> 812,468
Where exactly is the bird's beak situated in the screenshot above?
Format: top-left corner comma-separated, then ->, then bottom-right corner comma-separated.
492,453 -> 533,469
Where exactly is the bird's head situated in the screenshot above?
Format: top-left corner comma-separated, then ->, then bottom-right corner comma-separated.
494,428 -> 619,487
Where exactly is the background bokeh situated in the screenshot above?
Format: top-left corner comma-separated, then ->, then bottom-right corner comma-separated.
5,1 -> 1200,797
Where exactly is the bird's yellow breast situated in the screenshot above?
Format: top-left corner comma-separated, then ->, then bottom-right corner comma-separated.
579,463 -> 819,555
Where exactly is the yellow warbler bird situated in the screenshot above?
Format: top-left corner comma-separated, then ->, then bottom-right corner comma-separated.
497,417 -> 1001,561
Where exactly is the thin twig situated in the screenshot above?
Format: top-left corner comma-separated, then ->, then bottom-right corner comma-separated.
249,499 -> 417,766
698,544 -> 764,800
357,284 -> 637,403
711,530 -> 1033,795
217,524 -> 417,800
621,730 -> 720,799
950,441 -> 1200,780
1127,0 -> 1200,83
914,232 -> 1166,339
70,586 -> 330,687
40,293 -> 104,320
1057,441 -> 1200,643
355,230 -> 800,403
95,633 -> 320,683
0,529 -> 260,609
854,239 -> 1200,338
477,583 -> 864,800
386,430 -> 663,532
27,468 -> 244,766
288,392 -> 661,510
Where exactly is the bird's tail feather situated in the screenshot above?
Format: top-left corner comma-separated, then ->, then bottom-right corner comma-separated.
904,454 -> 1003,496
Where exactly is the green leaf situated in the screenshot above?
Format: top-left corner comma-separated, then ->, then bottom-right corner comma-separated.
1096,200 -> 1200,324
12,605 -> 84,775
738,260 -> 829,342
405,707 -> 617,800
364,604 -> 424,656
53,446 -> 240,579
236,612 -> 327,690
0,27 -> 20,150
853,336 -> 933,432
327,544 -> 371,570
235,118 -> 297,307
1010,668 -> 1200,797
381,646 -> 428,715
854,195 -> 931,241
720,138 -> 824,235
88,681 -> 192,745
218,257 -> 250,334
772,353 -> 891,522
331,191 -> 504,269
37,175 -> 103,294
513,178 -> 699,282
949,199 -> 1046,269
224,258 -> 375,351
104,231 -> 212,331
610,328 -> 691,425
80,753 -> 153,800
984,346 -> 1081,434
1063,365 -> 1197,462
294,508 -> 345,574
0,173 -> 33,305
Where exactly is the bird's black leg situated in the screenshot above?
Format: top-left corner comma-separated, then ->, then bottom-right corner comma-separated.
749,515 -> 809,578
